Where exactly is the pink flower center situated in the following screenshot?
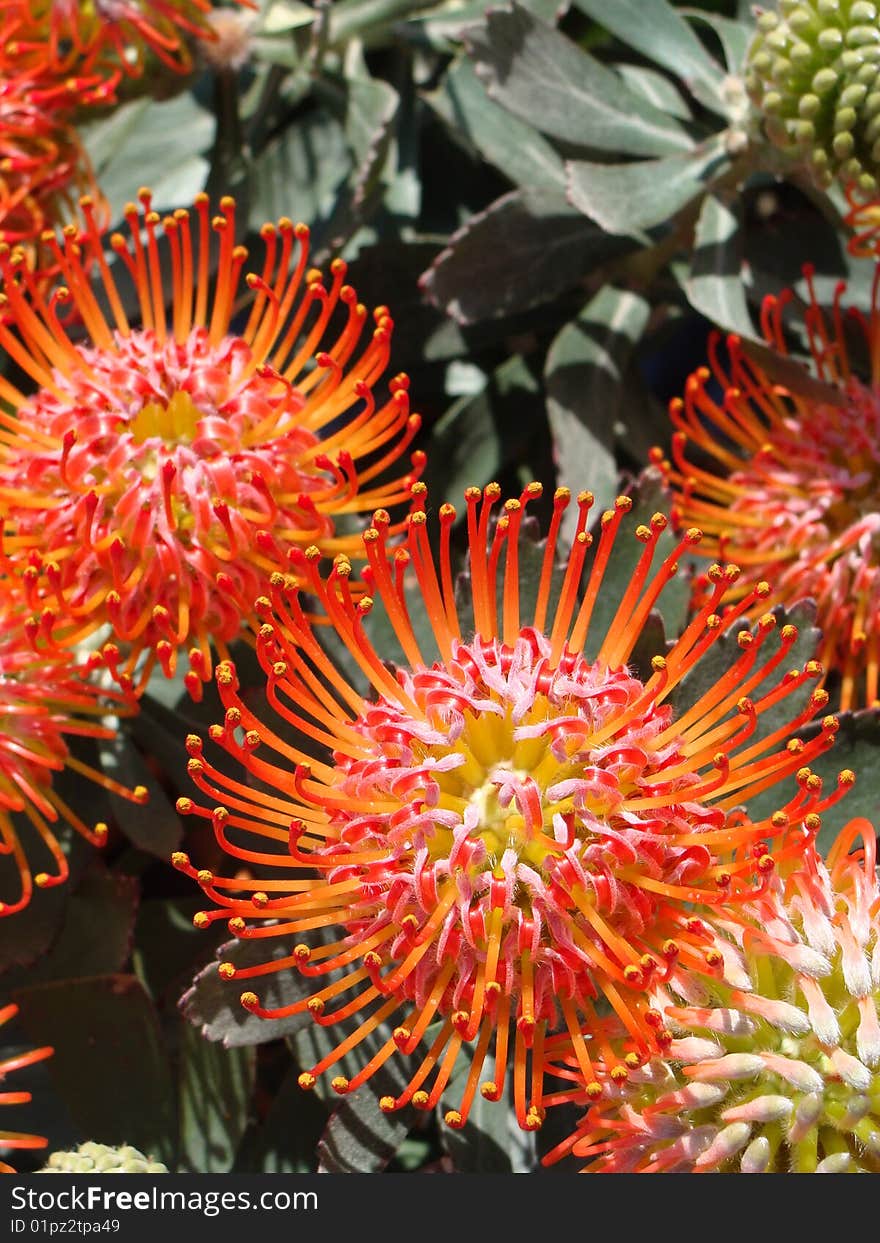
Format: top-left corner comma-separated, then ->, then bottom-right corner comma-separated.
322,629 -> 718,1017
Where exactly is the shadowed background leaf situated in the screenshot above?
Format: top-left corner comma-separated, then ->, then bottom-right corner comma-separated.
13,976 -> 177,1166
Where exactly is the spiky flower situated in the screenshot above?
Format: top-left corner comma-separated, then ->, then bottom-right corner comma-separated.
39,1142 -> 169,1173
0,0 -> 253,92
0,190 -> 423,696
746,0 -> 880,191
843,182 -> 880,253
0,1002 -> 52,1174
0,76 -> 104,272
654,266 -> 880,712
544,818 -> 880,1173
0,585 -> 146,917
175,481 -> 845,1131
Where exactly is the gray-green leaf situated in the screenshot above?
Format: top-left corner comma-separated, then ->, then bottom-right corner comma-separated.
421,186 -> 637,324
567,135 -> 730,234
546,287 -> 650,543
425,56 -> 565,189
572,0 -> 726,111
465,3 -> 694,157
177,1021 -> 256,1173
686,190 -> 758,339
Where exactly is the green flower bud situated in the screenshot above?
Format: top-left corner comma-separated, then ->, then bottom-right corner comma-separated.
38,1143 -> 170,1174
746,0 -> 880,190
799,91 -> 823,115
841,82 -> 869,106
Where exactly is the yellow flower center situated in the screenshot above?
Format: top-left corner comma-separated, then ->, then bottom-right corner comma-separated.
131,389 -> 202,447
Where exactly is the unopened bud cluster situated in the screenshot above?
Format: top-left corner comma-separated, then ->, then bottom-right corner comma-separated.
746,0 -> 880,190
38,1143 -> 169,1174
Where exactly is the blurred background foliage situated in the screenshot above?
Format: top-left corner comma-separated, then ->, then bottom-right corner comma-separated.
5,0 -> 878,1175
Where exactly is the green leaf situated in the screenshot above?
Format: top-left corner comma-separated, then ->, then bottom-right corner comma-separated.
680,9 -> 754,75
248,109 -> 352,237
0,829 -> 101,974
316,1084 -> 415,1173
233,1062 -> 329,1172
572,0 -> 726,109
566,135 -> 730,234
13,975 -> 177,1166
379,97 -> 422,223
465,3 -> 694,157
325,0 -> 440,45
99,725 -> 182,860
181,937 -> 318,1048
133,897 -> 227,1004
425,57 -> 566,189
344,74 -> 400,209
420,354 -> 540,504
259,0 -> 314,35
686,191 -> 758,340
0,856 -> 69,974
421,187 -> 637,324
0,865 -> 138,992
80,95 -> 215,222
418,0 -> 567,42
545,287 -> 650,544
617,64 -> 693,122
177,1019 -> 256,1173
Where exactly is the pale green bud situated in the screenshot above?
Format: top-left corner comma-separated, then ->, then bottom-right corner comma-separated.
817,26 -> 844,49
841,82 -> 869,107
788,7 -> 817,31
846,24 -> 880,46
799,92 -> 823,115
747,0 -> 880,187
38,1142 -> 170,1174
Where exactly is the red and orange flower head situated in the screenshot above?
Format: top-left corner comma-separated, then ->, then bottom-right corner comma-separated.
543,818 -> 880,1174
0,1002 -> 52,1173
654,265 -> 880,711
0,585 -> 146,917
0,0 -> 253,92
0,190 -> 423,697
174,482 -> 847,1132
0,76 -> 104,275
843,185 -> 880,259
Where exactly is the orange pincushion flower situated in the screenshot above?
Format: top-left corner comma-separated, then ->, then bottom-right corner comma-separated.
174,482 -> 845,1132
0,76 -> 104,273
0,1002 -> 52,1173
843,185 -> 880,258
543,819 -> 880,1174
654,265 -> 880,711
0,190 -> 423,697
0,0 -> 253,90
0,586 -> 146,917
